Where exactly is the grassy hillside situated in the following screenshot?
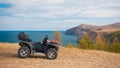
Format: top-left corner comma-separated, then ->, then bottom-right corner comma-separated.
0,43 -> 120,68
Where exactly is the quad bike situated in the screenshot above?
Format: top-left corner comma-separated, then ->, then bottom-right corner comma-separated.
17,32 -> 58,60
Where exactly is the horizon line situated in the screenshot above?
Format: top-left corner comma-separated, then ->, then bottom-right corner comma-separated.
0,30 -> 66,31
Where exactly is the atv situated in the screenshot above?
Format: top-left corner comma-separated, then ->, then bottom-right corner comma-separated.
17,32 -> 58,60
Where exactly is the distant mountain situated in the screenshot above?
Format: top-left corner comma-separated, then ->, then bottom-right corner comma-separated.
76,22 -> 120,32
65,22 -> 120,42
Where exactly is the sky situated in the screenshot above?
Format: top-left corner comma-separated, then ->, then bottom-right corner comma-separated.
0,0 -> 120,31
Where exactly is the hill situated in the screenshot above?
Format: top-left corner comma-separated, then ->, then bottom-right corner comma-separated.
65,22 -> 120,41
78,22 -> 120,32
0,43 -> 120,68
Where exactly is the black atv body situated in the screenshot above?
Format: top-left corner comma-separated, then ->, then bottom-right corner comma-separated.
18,32 -> 58,59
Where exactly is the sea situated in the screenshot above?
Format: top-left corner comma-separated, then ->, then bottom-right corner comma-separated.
0,31 -> 78,46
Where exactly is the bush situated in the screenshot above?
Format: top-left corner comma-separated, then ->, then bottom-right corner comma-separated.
93,36 -> 105,50
65,43 -> 73,48
78,33 -> 120,53
65,43 -> 78,48
105,38 -> 120,53
78,33 -> 93,49
54,31 -> 62,46
65,32 -> 120,53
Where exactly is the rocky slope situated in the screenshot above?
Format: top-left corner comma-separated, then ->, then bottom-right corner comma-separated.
65,22 -> 120,41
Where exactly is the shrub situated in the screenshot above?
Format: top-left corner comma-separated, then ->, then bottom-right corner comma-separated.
78,33 -> 120,53
66,32 -> 120,53
78,33 -> 93,49
94,36 -> 105,50
54,31 -> 62,46
65,43 -> 73,48
106,38 -> 120,53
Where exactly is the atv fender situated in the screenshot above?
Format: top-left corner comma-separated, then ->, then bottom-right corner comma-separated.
19,41 -> 34,54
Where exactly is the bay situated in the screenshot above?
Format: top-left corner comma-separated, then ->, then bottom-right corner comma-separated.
0,31 -> 77,46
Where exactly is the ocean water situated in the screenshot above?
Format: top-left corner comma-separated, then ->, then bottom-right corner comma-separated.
0,31 -> 77,46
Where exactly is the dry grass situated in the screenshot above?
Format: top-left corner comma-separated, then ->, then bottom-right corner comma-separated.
0,43 -> 120,68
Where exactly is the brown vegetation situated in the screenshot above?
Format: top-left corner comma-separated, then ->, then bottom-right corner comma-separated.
54,31 -> 62,46
0,43 -> 120,68
71,32 -> 120,53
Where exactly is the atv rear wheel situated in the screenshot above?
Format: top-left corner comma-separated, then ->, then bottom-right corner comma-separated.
18,46 -> 30,58
46,48 -> 58,59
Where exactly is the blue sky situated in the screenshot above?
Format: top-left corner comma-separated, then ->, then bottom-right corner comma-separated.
0,0 -> 120,31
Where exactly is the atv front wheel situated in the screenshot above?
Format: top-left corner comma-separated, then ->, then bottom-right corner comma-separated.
18,46 -> 30,58
46,48 -> 58,59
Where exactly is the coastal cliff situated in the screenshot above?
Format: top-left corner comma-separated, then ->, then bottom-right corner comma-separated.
65,22 -> 120,42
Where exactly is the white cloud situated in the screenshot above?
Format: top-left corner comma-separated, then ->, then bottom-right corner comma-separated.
0,16 -> 87,30
0,0 -> 120,30
45,0 -> 65,4
52,20 -> 87,23
81,8 -> 120,18
2,0 -> 119,18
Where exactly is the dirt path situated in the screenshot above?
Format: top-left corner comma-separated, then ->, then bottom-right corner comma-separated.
0,43 -> 120,68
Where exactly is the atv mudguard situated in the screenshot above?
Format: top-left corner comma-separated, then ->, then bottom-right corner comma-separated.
19,41 -> 34,54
